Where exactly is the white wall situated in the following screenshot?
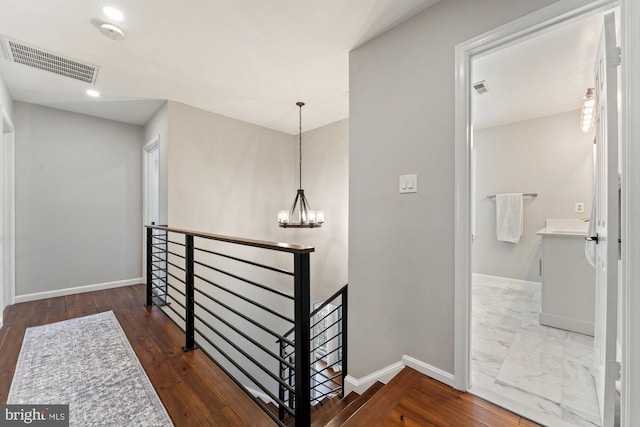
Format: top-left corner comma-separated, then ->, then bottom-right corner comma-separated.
348,0 -> 558,379
473,110 -> 594,281
0,73 -> 13,121
144,102 -> 169,225
15,102 -> 144,297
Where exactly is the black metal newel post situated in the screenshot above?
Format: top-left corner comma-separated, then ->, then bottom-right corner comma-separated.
341,287 -> 348,398
293,252 -> 311,426
183,234 -> 197,352
145,226 -> 153,307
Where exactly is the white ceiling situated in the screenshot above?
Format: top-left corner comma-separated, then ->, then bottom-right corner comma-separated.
472,12 -> 610,130
0,0 -> 439,133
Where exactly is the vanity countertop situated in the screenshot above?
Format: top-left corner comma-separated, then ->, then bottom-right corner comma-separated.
536,218 -> 589,237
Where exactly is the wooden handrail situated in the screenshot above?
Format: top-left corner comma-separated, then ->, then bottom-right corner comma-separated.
146,224 -> 315,254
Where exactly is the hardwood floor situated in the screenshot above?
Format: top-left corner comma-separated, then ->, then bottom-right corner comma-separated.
0,284 -> 275,426
341,368 -> 541,427
0,284 -> 541,426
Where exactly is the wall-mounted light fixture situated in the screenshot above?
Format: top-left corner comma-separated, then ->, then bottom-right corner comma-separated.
580,88 -> 596,133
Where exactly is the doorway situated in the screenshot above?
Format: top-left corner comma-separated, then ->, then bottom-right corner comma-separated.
0,107 -> 15,324
454,1 -> 621,426
143,136 -> 165,301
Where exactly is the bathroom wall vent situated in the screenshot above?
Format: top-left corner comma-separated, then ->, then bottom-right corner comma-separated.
1,36 -> 99,84
473,80 -> 488,95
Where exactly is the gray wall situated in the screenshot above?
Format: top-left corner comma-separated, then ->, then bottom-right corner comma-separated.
144,102 -> 169,225
167,101 -> 348,300
289,118 -> 349,300
15,102 -> 144,296
473,110 -> 594,282
348,0 -> 558,378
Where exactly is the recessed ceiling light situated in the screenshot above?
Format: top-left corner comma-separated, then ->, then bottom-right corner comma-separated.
86,89 -> 100,97
102,6 -> 124,21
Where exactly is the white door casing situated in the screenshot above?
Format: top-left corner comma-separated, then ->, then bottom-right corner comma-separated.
592,12 -> 620,426
143,136 -> 164,302
0,107 -> 15,324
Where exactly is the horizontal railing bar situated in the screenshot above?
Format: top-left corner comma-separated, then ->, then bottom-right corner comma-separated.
311,373 -> 341,390
195,343 -> 295,419
312,361 -> 342,380
151,235 -> 187,247
161,280 -> 186,299
159,257 -> 186,273
194,273 -> 295,324
310,284 -> 348,320
147,224 -> 315,255
166,249 -> 186,260
164,270 -> 187,286
281,284 -> 348,340
194,246 -> 294,277
194,260 -> 294,301
162,294 -> 186,311
193,315 -> 295,394
193,300 -> 294,370
313,346 -> 341,361
161,299 -> 187,322
194,288 -> 294,347
152,257 -> 185,276
311,318 -> 342,342
311,388 -> 340,403
311,306 -> 341,330
319,361 -> 343,376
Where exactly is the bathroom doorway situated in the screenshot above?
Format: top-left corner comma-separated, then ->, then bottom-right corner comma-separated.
453,2 -> 621,426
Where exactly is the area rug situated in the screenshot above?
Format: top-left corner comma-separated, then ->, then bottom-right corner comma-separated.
8,311 -> 173,426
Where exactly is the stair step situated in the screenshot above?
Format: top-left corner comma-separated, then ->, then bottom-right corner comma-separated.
311,392 -> 360,427
341,368 -> 423,426
323,381 -> 385,427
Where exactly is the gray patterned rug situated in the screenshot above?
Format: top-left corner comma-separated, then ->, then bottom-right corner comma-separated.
8,311 -> 173,426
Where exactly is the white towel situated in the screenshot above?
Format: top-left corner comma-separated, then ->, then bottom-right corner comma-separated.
496,193 -> 523,243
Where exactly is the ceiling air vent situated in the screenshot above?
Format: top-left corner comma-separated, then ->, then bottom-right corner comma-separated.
473,80 -> 488,95
1,36 -> 98,84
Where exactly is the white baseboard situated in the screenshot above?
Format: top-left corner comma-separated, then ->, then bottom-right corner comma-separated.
14,277 -> 144,303
344,355 -> 454,395
472,273 -> 540,287
539,311 -> 594,336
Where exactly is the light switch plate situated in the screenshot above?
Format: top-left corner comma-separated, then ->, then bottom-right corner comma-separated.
399,174 -> 418,194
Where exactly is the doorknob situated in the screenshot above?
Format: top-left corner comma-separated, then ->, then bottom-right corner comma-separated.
586,235 -> 599,243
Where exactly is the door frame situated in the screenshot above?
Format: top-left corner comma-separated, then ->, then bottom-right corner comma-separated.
142,135 -> 160,281
620,0 -> 640,424
453,0 -> 625,414
0,106 -> 15,323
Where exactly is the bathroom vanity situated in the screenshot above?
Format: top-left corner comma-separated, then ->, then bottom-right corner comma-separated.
537,219 -> 595,336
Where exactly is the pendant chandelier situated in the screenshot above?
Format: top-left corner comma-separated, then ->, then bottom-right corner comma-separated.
278,102 -> 324,228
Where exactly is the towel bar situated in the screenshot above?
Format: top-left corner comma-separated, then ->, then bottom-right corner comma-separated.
487,193 -> 538,199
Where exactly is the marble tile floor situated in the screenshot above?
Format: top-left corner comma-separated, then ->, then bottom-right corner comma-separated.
470,275 -> 600,427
